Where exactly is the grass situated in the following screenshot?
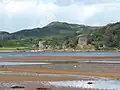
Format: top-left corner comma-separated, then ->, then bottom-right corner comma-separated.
0,47 -> 17,52
0,47 -> 17,50
0,47 -> 29,51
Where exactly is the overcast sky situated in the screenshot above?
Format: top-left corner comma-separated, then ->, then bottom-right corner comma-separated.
0,0 -> 120,32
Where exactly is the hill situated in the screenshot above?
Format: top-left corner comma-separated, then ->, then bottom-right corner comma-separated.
88,22 -> 120,49
11,21 -> 98,39
0,21 -> 120,50
0,21 -> 98,48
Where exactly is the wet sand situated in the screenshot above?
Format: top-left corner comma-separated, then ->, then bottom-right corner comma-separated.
0,55 -> 120,79
0,55 -> 120,90
0,75 -> 80,81
0,62 -> 120,79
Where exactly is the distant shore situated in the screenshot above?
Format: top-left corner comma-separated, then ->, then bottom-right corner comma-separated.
0,49 -> 120,52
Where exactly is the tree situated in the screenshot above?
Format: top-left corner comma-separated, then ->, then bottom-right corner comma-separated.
0,44 -> 3,47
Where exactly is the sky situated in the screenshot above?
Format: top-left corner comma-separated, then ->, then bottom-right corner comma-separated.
0,0 -> 120,32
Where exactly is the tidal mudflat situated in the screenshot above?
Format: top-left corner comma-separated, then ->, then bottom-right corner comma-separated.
0,52 -> 120,90
0,61 -> 120,90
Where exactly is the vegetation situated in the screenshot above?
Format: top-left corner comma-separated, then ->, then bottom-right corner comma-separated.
0,21 -> 120,50
88,22 -> 120,50
0,21 -> 98,39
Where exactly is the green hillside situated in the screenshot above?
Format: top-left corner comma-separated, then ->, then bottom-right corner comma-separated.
88,22 -> 120,50
0,21 -> 120,50
11,21 -> 98,38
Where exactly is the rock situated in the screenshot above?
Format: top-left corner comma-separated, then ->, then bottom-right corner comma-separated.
36,87 -> 51,90
87,82 -> 93,84
11,85 -> 25,89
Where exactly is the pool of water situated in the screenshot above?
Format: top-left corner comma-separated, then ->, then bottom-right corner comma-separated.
0,80 -> 120,89
0,60 -> 120,66
0,62 -> 51,65
82,60 -> 120,64
0,70 -> 119,89
44,80 -> 120,89
0,51 -> 120,56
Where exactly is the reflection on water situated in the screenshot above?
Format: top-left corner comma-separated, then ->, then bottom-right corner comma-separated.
0,70 -> 119,89
0,60 -> 120,66
83,60 -> 120,64
45,80 -> 120,89
0,80 -> 120,89
0,62 -> 51,65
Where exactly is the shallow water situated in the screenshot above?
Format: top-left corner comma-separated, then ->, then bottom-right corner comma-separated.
82,60 -> 120,64
0,70 -> 119,89
0,51 -> 120,56
0,60 -> 120,66
44,80 -> 120,89
0,62 -> 51,65
0,80 -> 120,90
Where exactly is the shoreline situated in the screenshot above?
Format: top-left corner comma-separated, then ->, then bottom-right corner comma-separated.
0,49 -> 120,52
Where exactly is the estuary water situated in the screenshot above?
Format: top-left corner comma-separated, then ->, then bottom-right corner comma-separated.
0,60 -> 120,65
0,51 -> 120,56
0,62 -> 51,65
0,80 -> 120,89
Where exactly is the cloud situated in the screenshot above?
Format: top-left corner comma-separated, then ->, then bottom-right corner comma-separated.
55,0 -> 116,6
85,3 -> 120,25
74,0 -> 113,4
55,0 -> 74,6
0,0 -> 120,32
0,0 -> 58,32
